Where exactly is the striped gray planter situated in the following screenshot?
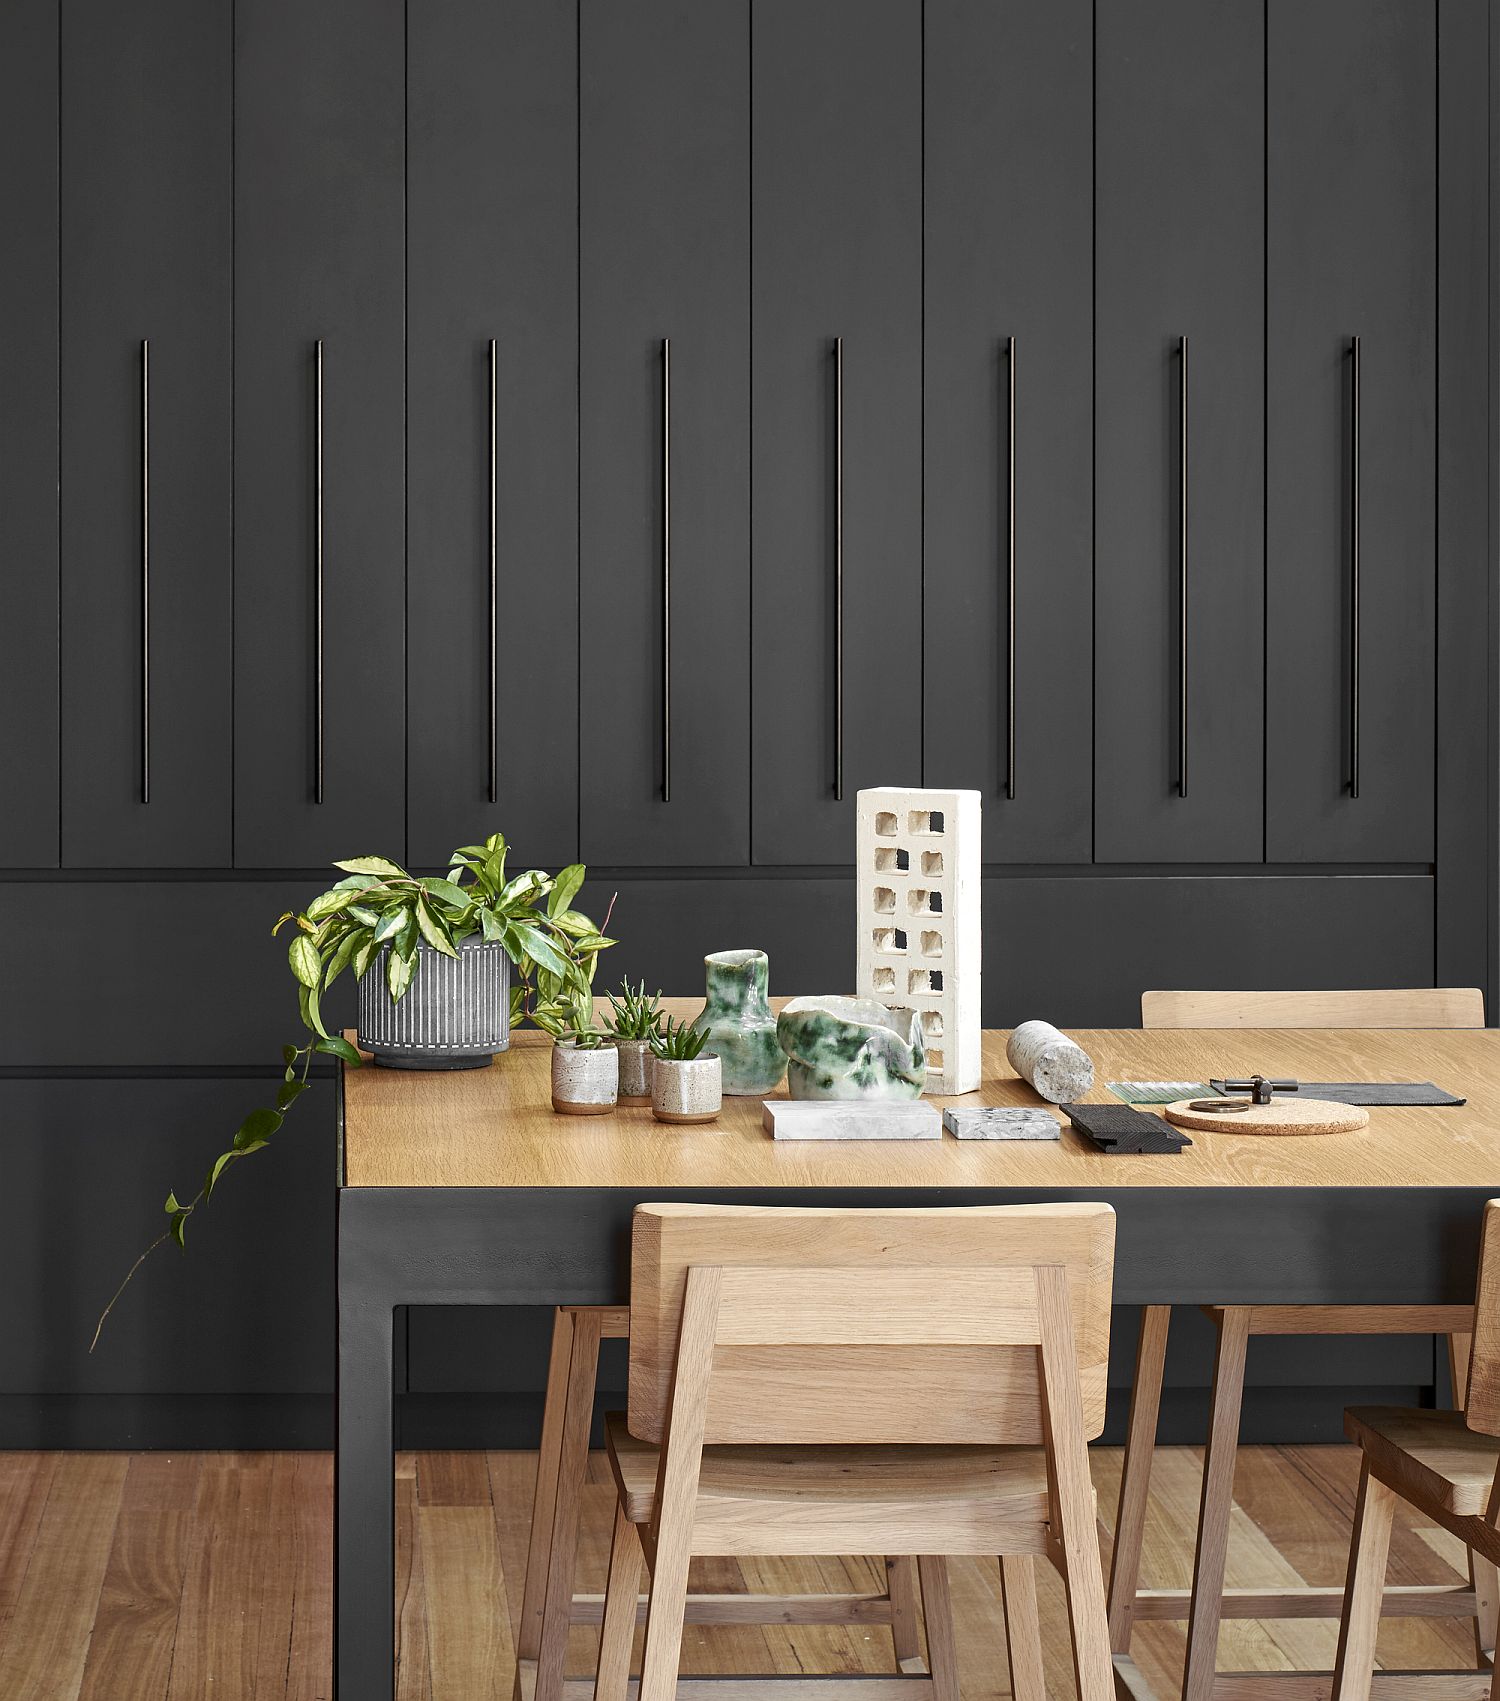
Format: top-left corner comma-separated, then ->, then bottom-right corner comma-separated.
356,934 -> 510,1069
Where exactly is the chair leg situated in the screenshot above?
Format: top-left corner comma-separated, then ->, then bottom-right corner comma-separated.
519,1309 -> 577,1671
1449,1331 -> 1499,1667
917,1556 -> 961,1701
1036,1269 -> 1113,1701
637,1513 -> 693,1701
1000,1555 -> 1046,1701
536,1308 -> 605,1701
1181,1306 -> 1251,1701
596,1503 -> 645,1701
887,1557 -> 926,1673
1330,1460 -> 1396,1701
1107,1305 -> 1171,1653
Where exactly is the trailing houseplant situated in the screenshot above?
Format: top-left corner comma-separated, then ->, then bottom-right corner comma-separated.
91,833 -> 614,1346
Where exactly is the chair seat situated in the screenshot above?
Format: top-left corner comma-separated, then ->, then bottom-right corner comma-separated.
604,1412 -> 1055,1553
1345,1406 -> 1500,1516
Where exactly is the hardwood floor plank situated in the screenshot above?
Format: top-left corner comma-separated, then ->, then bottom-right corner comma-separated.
0,1453 -> 128,1701
396,1472 -> 433,1701
285,1454 -> 333,1701
420,1450 -> 495,1509
166,1452 -> 292,1701
0,1453 -> 58,1634
419,1504 -> 512,1700
78,1453 -> 200,1701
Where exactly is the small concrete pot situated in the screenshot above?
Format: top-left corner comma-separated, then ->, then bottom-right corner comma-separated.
651,1053 -> 722,1125
550,1038 -> 619,1116
613,1037 -> 654,1105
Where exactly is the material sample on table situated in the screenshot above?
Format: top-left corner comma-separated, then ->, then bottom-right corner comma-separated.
1166,1096 -> 1369,1136
1108,1080 -> 1218,1104
761,1101 -> 942,1140
942,1106 -> 1060,1140
1205,1079 -> 1465,1107
1061,1102 -> 1192,1154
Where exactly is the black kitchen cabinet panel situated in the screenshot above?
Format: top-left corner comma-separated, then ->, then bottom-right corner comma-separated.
0,1078 -> 334,1395
1266,0 -> 1435,862
0,1 -> 59,869
923,0 -> 1092,863
234,0 -> 406,867
751,0 -> 922,865
407,0 -> 578,872
1094,0 -> 1265,862
60,0 -> 232,868
578,0 -> 750,866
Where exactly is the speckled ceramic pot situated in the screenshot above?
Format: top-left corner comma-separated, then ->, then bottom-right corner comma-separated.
550,1038 -> 619,1116
651,1053 -> 722,1124
614,1037 -> 654,1105
776,996 -> 927,1100
691,949 -> 785,1095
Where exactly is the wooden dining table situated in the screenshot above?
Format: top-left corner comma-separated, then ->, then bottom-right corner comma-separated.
334,1024 -> 1500,1701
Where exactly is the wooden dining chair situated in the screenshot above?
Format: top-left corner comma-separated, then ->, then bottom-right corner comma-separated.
517,1002 -> 927,1701
1109,988 -> 1486,1701
515,1307 -> 926,1701
592,1200 -> 1119,1701
1332,1199 -> 1500,1701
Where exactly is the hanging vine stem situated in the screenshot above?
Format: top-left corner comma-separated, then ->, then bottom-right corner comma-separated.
90,834 -> 617,1349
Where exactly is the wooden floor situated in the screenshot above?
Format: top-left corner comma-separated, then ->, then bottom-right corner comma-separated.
0,1446 -> 1485,1701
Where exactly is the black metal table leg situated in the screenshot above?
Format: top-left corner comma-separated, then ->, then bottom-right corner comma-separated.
335,1192 -> 398,1701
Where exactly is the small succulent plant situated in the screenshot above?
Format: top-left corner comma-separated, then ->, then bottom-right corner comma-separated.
651,1015 -> 712,1062
605,979 -> 665,1042
564,1026 -> 613,1051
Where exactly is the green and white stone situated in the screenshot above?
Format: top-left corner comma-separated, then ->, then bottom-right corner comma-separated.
692,949 -> 785,1095
775,996 -> 928,1101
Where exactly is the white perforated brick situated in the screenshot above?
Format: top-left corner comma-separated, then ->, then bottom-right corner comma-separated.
855,787 -> 981,1095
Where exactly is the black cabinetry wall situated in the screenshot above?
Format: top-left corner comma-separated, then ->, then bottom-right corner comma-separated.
1,0 -> 1491,1448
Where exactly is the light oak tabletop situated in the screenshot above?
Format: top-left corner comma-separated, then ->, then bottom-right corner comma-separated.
340,1023 -> 1500,1192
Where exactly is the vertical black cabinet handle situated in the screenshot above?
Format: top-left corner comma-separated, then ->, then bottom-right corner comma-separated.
488,338 -> 499,805
1349,333 -> 1361,799
661,337 -> 671,804
1177,333 -> 1189,799
141,338 -> 151,804
1005,335 -> 1016,801
834,335 -> 844,802
314,338 -> 325,804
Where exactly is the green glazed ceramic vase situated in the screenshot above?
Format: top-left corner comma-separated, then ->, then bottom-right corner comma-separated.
692,949 -> 786,1096
775,995 -> 927,1100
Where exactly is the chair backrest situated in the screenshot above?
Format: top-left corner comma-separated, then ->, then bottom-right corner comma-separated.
1140,987 -> 1484,1030
627,1201 -> 1115,1446
1465,1201 -> 1500,1435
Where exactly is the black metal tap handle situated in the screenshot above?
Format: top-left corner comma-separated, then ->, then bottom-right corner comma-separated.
1213,1075 -> 1299,1105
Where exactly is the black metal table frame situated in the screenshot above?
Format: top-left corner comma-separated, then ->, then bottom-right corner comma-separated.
334,1179 -> 1493,1699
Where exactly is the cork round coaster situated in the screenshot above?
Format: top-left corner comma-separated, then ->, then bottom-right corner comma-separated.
1163,1097 -> 1369,1137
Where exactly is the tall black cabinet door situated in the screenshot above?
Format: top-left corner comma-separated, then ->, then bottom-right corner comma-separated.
0,1 -> 58,869
1266,0 -> 1435,862
1094,1 -> 1265,862
60,0 -> 232,866
234,0 -> 406,867
923,0 -> 1092,863
578,0 -> 749,867
751,0 -> 922,866
407,0 -> 578,874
